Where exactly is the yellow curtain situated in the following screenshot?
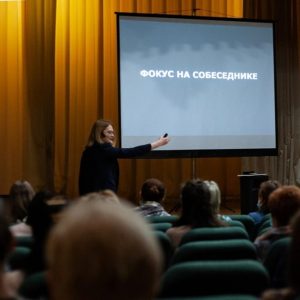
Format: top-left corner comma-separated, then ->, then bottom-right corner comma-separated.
0,1 -> 25,193
0,0 -> 56,195
54,0 -> 101,195
0,0 -> 243,206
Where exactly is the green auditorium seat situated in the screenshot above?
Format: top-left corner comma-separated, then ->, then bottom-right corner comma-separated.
180,226 -> 249,246
147,215 -> 179,224
171,239 -> 257,265
153,230 -> 174,270
15,235 -> 34,248
264,236 -> 291,288
18,271 -> 48,299
158,260 -> 270,298
8,246 -> 31,270
228,215 -> 256,241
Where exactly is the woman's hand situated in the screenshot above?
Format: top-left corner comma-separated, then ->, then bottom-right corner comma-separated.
151,135 -> 170,150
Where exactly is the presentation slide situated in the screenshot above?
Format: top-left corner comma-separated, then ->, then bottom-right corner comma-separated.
117,14 -> 277,156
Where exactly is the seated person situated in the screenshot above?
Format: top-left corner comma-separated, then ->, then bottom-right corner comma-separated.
46,194 -> 162,300
0,213 -> 24,299
7,180 -> 35,236
135,178 -> 170,217
255,185 -> 300,261
25,190 -> 68,274
204,180 -> 231,222
166,179 -> 226,248
262,210 -> 300,300
248,180 -> 281,226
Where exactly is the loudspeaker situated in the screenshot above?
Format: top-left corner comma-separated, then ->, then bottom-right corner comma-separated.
238,173 -> 269,214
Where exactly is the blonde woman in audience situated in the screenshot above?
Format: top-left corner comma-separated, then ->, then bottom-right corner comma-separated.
7,180 -> 35,237
166,179 -> 226,248
135,178 -> 170,217
46,194 -> 162,300
204,180 -> 231,222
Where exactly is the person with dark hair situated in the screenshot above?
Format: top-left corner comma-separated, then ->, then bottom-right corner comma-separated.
248,180 -> 281,226
7,180 -> 36,237
25,190 -> 68,274
135,178 -> 170,217
255,185 -> 300,261
78,119 -> 169,195
166,179 -> 226,247
6,180 -> 35,223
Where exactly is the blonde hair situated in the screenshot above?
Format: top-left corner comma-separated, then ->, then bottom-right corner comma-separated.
204,180 -> 221,214
86,119 -> 113,147
47,200 -> 162,300
79,190 -> 120,204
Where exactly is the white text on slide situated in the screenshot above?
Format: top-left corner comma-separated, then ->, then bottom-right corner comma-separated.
139,69 -> 258,80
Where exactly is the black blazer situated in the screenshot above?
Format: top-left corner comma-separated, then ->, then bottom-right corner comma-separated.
79,142 -> 151,195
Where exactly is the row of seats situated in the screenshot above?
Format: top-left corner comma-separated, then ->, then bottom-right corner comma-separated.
149,215 -> 288,299
148,213 -> 273,241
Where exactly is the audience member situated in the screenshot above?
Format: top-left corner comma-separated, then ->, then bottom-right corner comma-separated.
79,189 -> 120,204
25,190 -> 67,274
135,178 -> 170,217
46,195 -> 162,300
254,185 -> 300,261
0,213 -> 24,299
166,179 -> 226,248
262,210 -> 300,300
7,180 -> 35,236
204,180 -> 231,222
248,180 -> 281,226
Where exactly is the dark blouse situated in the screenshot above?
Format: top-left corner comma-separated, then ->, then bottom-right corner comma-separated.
79,142 -> 151,195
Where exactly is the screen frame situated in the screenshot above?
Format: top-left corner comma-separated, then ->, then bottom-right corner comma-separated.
116,12 -> 278,159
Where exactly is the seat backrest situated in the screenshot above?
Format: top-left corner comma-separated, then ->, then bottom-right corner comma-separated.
228,215 -> 256,241
18,271 -> 48,299
256,219 -> 272,238
180,226 -> 249,245
153,231 -> 174,270
158,260 -> 270,297
15,235 -> 34,248
171,239 -> 257,265
8,246 -> 31,270
147,215 -> 179,224
264,236 -> 291,288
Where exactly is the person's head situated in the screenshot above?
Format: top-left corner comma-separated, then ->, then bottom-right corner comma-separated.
8,180 -> 35,223
141,178 -> 166,204
79,190 -> 120,204
86,119 -> 115,147
176,179 -> 223,228
47,200 -> 162,300
258,180 -> 281,213
268,185 -> 300,227
204,180 -> 221,214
